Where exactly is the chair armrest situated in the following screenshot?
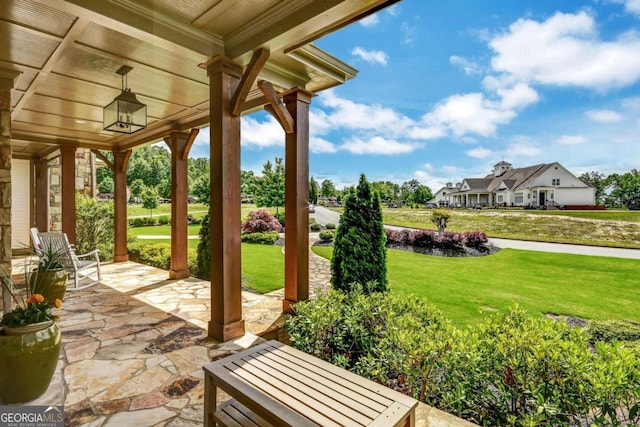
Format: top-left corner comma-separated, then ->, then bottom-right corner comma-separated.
75,249 -> 100,261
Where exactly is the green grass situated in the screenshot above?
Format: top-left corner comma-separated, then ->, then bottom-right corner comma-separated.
312,246 -> 640,326
127,203 -> 208,219
380,208 -> 640,248
129,224 -> 201,236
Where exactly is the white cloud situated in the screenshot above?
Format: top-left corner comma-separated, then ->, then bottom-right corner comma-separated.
556,135 -> 588,145
310,137 -> 338,153
610,0 -> 640,15
489,11 -> 640,91
423,163 -> 433,170
506,142 -> 541,157
414,170 -> 448,192
342,136 -> 418,155
400,22 -> 416,44
496,83 -> 539,110
442,165 -> 459,174
351,47 -> 388,65
450,55 -> 482,75
241,116 -> 283,147
621,96 -> 640,111
424,93 -> 515,137
406,125 -> 446,140
318,91 -> 414,135
359,14 -> 380,27
585,109 -> 624,122
466,147 -> 495,159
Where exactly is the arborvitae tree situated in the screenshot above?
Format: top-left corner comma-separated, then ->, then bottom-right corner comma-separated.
196,213 -> 210,280
331,174 -> 387,294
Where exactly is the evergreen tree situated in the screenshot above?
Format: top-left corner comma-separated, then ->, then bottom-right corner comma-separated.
196,213 -> 210,280
331,174 -> 387,294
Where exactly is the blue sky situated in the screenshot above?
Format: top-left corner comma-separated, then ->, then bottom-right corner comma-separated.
190,0 -> 640,192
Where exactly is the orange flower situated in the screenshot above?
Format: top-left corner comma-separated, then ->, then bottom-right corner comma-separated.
54,298 -> 62,308
26,294 -> 45,304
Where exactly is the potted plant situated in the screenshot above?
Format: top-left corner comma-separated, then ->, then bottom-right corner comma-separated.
28,245 -> 68,303
0,265 -> 62,404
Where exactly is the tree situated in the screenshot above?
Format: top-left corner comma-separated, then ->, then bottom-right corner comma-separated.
196,214 -> 210,280
413,184 -> 433,205
320,179 -> 336,198
141,186 -> 159,217
370,181 -> 400,203
130,179 -> 145,200
191,175 -> 210,205
254,158 -> 285,214
331,174 -> 387,294
97,176 -> 114,194
579,171 -> 608,205
431,209 -> 451,235
309,176 -> 319,204
75,193 -> 113,260
401,179 -> 434,205
606,169 -> 640,209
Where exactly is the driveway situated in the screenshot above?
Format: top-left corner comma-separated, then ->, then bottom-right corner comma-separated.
314,207 -> 640,260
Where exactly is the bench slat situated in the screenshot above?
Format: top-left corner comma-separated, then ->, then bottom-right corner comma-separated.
241,354 -> 373,425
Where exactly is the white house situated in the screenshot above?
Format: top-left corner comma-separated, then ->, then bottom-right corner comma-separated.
442,161 -> 595,208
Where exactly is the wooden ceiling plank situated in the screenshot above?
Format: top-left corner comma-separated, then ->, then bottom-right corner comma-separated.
12,16 -> 90,117
192,0 -> 237,27
231,48 -> 270,116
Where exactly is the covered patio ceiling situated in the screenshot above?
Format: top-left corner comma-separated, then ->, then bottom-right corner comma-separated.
2,0 -> 399,158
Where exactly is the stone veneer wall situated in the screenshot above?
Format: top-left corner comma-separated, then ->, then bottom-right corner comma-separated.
48,148 -> 94,231
0,76 -> 12,313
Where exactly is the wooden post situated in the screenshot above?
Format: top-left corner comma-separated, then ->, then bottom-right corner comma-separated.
201,56 -> 245,341
34,159 -> 49,232
282,89 -> 313,313
59,145 -> 77,244
164,129 -> 198,279
113,150 -> 131,262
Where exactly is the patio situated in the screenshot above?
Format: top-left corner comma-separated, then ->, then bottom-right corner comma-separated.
13,250 -> 474,426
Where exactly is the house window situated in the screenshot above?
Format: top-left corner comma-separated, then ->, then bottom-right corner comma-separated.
552,179 -> 561,186
515,193 -> 523,204
497,195 -> 503,203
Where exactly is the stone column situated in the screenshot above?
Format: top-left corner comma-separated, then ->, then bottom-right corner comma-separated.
113,150 -> 131,262
201,56 -> 244,342
0,70 -> 19,314
60,145 -> 77,244
282,89 -> 312,313
164,130 -> 198,279
34,159 -> 49,232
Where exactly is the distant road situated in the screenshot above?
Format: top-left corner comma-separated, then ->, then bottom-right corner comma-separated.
312,206 -> 640,260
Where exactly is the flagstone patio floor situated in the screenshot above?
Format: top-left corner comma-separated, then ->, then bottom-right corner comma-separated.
10,241 -> 474,426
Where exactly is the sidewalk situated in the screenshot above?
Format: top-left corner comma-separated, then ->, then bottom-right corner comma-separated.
489,238 -> 640,260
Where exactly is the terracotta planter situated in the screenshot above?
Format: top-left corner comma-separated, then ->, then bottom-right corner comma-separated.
0,321 -> 62,404
29,269 -> 68,303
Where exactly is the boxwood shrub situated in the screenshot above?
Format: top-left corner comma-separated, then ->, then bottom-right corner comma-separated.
241,231 -> 279,245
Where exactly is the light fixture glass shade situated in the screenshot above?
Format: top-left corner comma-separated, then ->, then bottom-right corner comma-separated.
103,89 -> 147,134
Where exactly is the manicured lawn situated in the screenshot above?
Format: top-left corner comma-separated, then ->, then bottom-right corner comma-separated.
312,246 -> 640,326
380,208 -> 640,248
127,203 -> 208,219
129,224 -> 201,236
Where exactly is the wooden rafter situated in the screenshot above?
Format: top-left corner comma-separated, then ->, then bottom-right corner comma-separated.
258,80 -> 294,134
231,48 -> 270,116
91,149 -> 114,171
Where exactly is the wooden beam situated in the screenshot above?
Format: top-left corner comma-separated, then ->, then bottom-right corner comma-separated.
258,80 -> 293,134
182,128 -> 199,160
231,48 -> 270,116
91,149 -> 114,171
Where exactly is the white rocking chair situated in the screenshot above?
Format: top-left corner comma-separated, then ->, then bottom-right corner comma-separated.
36,231 -> 101,290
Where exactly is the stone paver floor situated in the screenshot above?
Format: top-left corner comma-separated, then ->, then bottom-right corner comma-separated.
9,239 -> 472,426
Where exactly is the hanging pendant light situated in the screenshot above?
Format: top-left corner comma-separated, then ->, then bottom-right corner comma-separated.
103,65 -> 147,134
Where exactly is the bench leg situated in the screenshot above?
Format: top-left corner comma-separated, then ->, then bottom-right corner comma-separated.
204,371 -> 218,427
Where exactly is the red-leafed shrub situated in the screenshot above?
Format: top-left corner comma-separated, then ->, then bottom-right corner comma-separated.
437,231 -> 465,249
464,231 -> 488,248
412,229 -> 438,248
385,228 -> 411,245
241,210 -> 282,233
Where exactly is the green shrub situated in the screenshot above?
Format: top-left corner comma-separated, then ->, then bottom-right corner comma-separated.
128,241 -> 171,270
318,230 -> 334,242
332,174 -> 387,294
325,223 -> 336,230
143,217 -> 156,226
310,222 -> 321,232
241,232 -> 279,245
196,214 -> 210,280
75,194 -> 113,261
287,293 -> 640,426
157,215 -> 170,225
132,218 -> 144,228
588,319 -> 640,343
275,212 -> 285,228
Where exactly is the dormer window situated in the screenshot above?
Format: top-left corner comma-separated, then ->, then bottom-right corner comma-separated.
552,179 -> 560,186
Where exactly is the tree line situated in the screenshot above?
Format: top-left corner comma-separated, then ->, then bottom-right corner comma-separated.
579,170 -> 640,209
95,145 -> 435,212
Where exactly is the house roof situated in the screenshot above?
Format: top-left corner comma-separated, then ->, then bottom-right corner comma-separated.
459,163 -> 562,193
464,178 -> 494,192
1,0 -> 398,158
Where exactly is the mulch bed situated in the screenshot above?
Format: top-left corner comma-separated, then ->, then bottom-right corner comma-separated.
314,240 -> 500,257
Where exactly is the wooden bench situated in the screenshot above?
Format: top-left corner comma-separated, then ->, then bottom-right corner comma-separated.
203,340 -> 417,427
